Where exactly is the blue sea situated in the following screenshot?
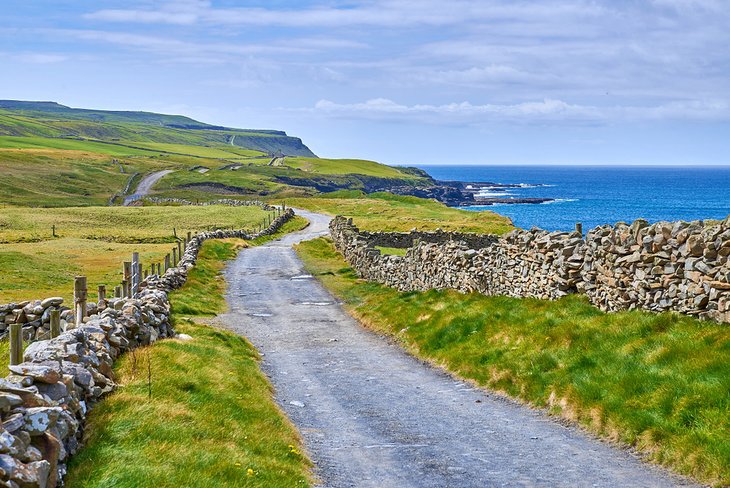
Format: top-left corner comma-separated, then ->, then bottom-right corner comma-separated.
417,165 -> 730,232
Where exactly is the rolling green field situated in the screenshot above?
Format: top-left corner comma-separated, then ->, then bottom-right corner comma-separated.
0,136 -> 161,157
0,148 -> 176,206
0,102 -> 316,158
283,156 -> 418,178
66,235 -> 312,488
284,192 -> 514,234
0,205 -> 274,302
296,237 -> 730,487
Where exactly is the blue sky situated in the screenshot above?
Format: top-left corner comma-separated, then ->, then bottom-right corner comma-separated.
1,0 -> 729,165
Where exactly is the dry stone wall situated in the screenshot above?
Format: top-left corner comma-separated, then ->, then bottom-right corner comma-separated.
0,208 -> 294,487
330,215 -> 730,324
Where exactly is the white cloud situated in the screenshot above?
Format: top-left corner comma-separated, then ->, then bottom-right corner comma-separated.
0,52 -> 68,64
84,0 -> 606,28
311,98 -> 730,125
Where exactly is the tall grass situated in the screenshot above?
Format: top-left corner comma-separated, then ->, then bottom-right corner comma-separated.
285,192 -> 514,234
295,237 -> 730,486
66,223 -> 312,487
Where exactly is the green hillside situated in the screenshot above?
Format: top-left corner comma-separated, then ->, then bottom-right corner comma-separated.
0,100 -> 432,207
0,100 -> 316,157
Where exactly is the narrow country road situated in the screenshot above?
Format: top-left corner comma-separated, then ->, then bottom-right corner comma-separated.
123,170 -> 173,205
220,210 -> 695,488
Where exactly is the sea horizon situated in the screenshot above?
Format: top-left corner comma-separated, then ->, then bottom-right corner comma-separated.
415,164 -> 730,232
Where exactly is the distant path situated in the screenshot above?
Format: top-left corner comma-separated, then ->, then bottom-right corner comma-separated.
123,170 -> 173,206
220,210 -> 695,488
230,135 -> 236,146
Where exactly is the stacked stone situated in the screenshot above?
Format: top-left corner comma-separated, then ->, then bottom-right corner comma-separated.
0,288 -> 173,487
143,197 -> 277,211
329,215 -> 730,324
0,208 -> 296,487
0,299 -> 69,343
581,218 -> 730,322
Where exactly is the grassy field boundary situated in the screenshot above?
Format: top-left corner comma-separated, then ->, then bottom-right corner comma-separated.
64,216 -> 312,487
295,236 -> 729,486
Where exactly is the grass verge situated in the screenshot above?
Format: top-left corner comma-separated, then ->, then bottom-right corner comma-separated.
284,192 -> 514,234
65,217 -> 312,487
295,237 -> 730,486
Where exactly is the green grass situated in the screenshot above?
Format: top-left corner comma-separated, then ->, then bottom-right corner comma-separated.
123,142 -> 266,159
285,192 -> 514,234
375,246 -> 408,256
66,223 -> 313,487
0,136 -> 161,156
0,205 -> 274,302
295,237 -> 730,486
0,148 -> 174,207
169,216 -> 308,316
283,156 -> 417,178
64,320 -> 311,488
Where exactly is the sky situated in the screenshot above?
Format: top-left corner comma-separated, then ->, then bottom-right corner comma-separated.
1,0 -> 729,166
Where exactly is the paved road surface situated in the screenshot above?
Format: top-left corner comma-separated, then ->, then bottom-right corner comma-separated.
220,209 -> 694,488
123,170 -> 173,205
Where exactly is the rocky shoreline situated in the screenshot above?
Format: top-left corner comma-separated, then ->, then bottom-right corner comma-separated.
384,179 -> 554,207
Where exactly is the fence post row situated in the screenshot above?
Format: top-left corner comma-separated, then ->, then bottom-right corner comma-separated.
74,276 -> 87,327
131,252 -> 140,298
9,310 -> 25,366
98,285 -> 106,306
123,261 -> 132,298
49,309 -> 61,339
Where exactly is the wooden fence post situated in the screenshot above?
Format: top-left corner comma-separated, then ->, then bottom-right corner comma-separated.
50,309 -> 61,339
172,247 -> 178,266
98,285 -> 106,305
121,279 -> 128,298
114,285 -> 122,298
132,252 -> 140,297
123,262 -> 132,297
177,240 -> 183,261
9,311 -> 26,366
156,262 -> 162,275
187,231 -> 192,248
74,276 -> 87,327
164,254 -> 171,271
52,224 -> 56,238
576,222 -> 583,236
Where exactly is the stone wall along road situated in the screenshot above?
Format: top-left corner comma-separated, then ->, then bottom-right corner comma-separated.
220,209 -> 694,488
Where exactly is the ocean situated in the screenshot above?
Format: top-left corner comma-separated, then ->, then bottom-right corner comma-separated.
417,165 -> 730,232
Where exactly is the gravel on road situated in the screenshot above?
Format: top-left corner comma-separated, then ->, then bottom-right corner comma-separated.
219,209 -> 696,488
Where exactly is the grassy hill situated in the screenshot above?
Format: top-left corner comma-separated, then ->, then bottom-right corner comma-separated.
0,100 -> 316,157
0,100 -> 434,207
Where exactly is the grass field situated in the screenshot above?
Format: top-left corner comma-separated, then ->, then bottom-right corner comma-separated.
0,205 -> 275,302
284,192 -> 514,234
0,148 -> 173,207
121,142 -> 266,159
66,234 -> 312,487
0,136 -> 161,157
295,237 -> 730,486
283,156 -> 417,178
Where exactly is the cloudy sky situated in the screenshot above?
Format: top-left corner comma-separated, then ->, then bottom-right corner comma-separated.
2,0 -> 729,165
